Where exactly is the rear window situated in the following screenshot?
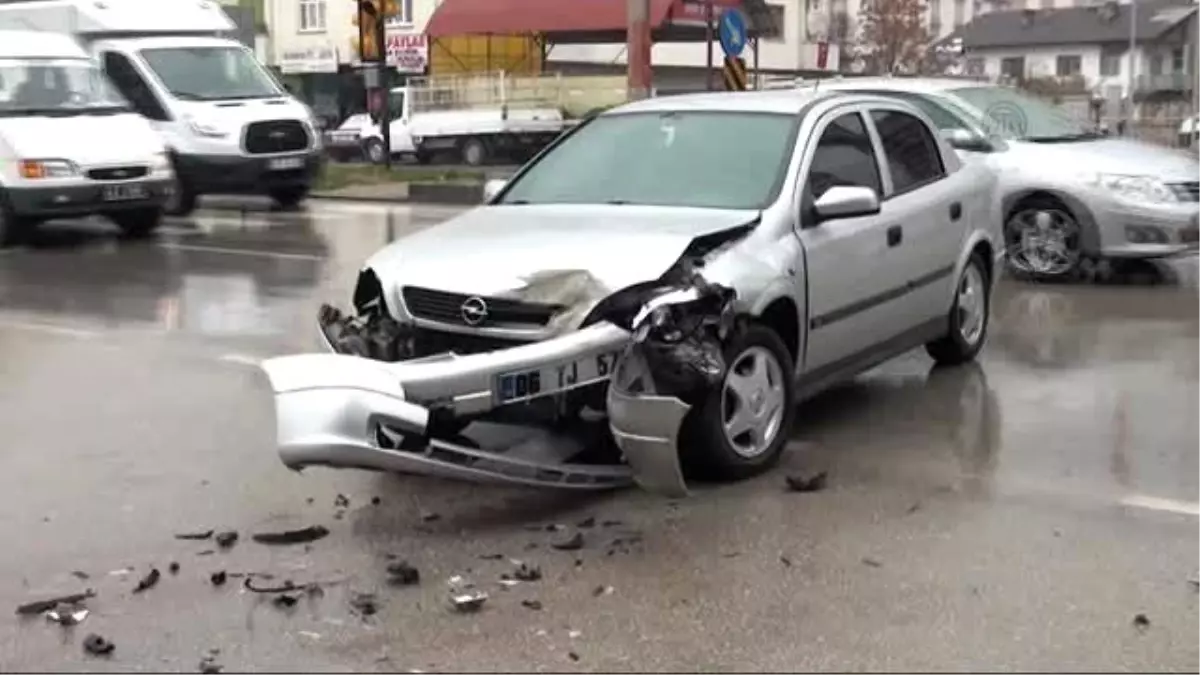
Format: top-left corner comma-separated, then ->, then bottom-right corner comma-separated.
498,111 -> 799,210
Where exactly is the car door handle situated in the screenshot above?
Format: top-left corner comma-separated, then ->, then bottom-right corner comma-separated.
949,202 -> 963,221
887,225 -> 903,247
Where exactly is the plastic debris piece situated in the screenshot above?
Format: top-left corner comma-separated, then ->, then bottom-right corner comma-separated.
46,605 -> 89,626
478,553 -> 504,560
576,516 -> 596,528
133,568 -> 161,593
175,530 -> 214,541
568,651 -> 581,662
70,571 -> 90,581
350,592 -> 380,617
169,562 -> 181,575
862,557 -> 883,568
568,629 -> 582,639
252,525 -> 330,546
1133,613 -> 1151,631
551,530 -> 584,551
197,550 -> 215,557
420,510 -> 441,523
451,590 -> 488,612
244,578 -> 300,594
210,571 -> 227,586
199,658 -> 223,674
499,579 -> 520,588
214,531 -> 239,549
779,555 -> 792,567
16,590 -> 95,616
386,561 -> 420,586
272,594 -> 299,610
82,633 -> 115,656
371,497 -> 382,506
521,599 -> 543,611
334,494 -> 350,509
514,563 -> 542,582
298,631 -> 321,640
785,472 -> 828,493
592,585 -> 614,597
601,519 -> 623,528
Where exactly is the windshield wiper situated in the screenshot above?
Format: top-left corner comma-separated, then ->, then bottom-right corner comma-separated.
170,90 -> 207,101
605,199 -> 631,205
1025,131 -> 1103,143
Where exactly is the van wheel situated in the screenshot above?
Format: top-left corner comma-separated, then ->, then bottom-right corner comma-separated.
269,185 -> 309,210
364,138 -> 386,165
926,252 -> 991,365
111,208 -> 163,238
680,324 -> 796,481
414,149 -> 433,165
165,175 -> 197,217
460,137 -> 488,166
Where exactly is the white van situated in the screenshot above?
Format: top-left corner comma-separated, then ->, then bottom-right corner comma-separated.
0,29 -> 171,246
0,0 -> 323,216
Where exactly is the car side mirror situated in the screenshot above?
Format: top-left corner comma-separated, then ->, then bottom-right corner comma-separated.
483,178 -> 507,203
812,186 -> 881,223
940,128 -> 994,153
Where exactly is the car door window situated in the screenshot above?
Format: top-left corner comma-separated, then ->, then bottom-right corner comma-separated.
870,109 -> 945,196
806,112 -> 882,201
102,52 -> 169,121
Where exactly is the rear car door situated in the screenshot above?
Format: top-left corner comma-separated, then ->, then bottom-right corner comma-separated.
797,108 -> 911,371
865,104 -> 965,326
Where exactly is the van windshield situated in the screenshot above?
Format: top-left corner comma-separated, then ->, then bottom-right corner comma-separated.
139,46 -> 283,101
0,59 -> 130,116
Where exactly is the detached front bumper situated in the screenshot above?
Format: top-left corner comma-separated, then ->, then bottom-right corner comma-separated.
261,319 -> 693,492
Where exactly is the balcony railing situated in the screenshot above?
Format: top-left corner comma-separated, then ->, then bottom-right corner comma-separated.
1136,72 -> 1195,93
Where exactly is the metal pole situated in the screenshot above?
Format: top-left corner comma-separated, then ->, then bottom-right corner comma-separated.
1190,6 -> 1200,145
1126,0 -> 1137,133
626,0 -> 651,100
753,36 -> 760,89
377,10 -> 391,169
705,0 -> 714,91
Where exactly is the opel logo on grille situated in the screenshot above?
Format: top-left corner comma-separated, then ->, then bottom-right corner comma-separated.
460,296 -> 489,326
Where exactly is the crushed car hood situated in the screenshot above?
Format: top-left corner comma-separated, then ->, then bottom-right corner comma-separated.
365,204 -> 760,298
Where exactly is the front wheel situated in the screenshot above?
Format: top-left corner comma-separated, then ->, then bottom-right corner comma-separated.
110,207 -> 163,238
268,185 -> 310,210
1004,197 -> 1083,281
364,138 -> 386,165
680,324 -> 796,481
926,252 -> 991,366
164,174 -> 197,217
460,137 -> 488,166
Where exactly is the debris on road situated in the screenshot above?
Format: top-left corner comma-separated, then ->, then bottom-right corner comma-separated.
175,530 -> 215,541
576,516 -> 596,528
1133,613 -> 1151,632
371,497 -> 382,506
551,529 -> 585,551
861,557 -> 883,568
334,494 -> 350,509
521,599 -> 543,611
513,562 -> 542,582
215,531 -> 239,549
252,525 -> 330,546
210,571 -> 227,587
197,550 -> 215,557
350,592 -> 380,617
420,510 -> 441,523
133,568 -> 161,593
592,585 -> 614,597
199,657 -> 223,674
451,590 -> 488,613
601,519 -> 624,528
16,590 -> 95,616
70,571 -> 90,581
386,561 -> 420,586
478,553 -> 504,561
244,578 -> 303,594
785,472 -> 828,493
46,604 -> 89,626
168,562 -> 180,575
568,651 -> 581,662
82,633 -> 115,656
780,555 -> 792,567
272,594 -> 299,610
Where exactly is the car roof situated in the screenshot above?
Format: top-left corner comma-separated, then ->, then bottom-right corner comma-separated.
794,76 -> 995,95
606,88 -> 874,116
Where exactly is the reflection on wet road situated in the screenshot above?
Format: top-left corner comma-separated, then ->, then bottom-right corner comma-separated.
0,203 -> 1195,672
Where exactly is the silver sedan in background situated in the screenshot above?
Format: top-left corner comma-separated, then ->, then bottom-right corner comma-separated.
813,77 -> 1200,281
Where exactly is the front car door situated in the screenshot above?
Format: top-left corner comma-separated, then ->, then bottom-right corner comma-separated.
863,103 -> 966,325
797,106 -> 910,372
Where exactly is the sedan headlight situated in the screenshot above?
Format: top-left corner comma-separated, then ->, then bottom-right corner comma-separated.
1089,173 -> 1177,204
149,151 -> 171,173
185,115 -> 227,138
19,159 -> 77,179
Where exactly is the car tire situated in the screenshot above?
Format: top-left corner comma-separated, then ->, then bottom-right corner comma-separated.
680,323 -> 796,482
414,149 -> 433,165
460,137 -> 488,166
1004,195 -> 1083,282
269,185 -> 309,210
164,174 -> 197,217
111,207 -> 164,238
364,138 -> 386,165
926,252 -> 991,366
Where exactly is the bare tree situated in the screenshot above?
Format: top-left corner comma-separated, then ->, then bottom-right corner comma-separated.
854,0 -> 932,74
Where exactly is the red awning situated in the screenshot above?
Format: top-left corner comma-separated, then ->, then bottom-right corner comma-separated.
425,0 -> 747,42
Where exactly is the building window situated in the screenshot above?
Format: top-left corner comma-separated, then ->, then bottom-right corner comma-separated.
1099,47 -> 1122,76
1000,56 -> 1025,80
383,0 -> 415,29
299,0 -> 326,33
1149,53 -> 1164,75
1171,46 -> 1186,73
759,4 -> 785,41
966,56 -> 985,75
1055,54 -> 1082,76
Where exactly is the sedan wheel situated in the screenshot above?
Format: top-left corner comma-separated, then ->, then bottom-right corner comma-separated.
721,346 -> 787,459
926,252 -> 991,366
1005,204 -> 1081,280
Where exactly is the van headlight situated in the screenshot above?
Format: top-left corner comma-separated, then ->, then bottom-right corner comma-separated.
185,115 -> 227,138
1088,173 -> 1177,204
19,159 -> 77,179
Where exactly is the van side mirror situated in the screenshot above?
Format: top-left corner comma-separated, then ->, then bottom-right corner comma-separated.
812,186 -> 881,222
483,178 -> 507,203
940,128 -> 995,153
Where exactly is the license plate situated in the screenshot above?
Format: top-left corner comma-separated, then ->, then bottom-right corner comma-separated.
268,157 -> 305,171
101,184 -> 147,201
494,349 -> 624,405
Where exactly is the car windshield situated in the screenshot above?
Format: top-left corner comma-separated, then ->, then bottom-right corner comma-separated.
948,85 -> 1097,142
139,46 -> 283,101
0,59 -> 129,115
498,111 -> 798,209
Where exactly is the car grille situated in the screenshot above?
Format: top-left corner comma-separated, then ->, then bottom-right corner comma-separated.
414,328 -> 531,355
1167,181 -> 1199,202
243,120 -> 310,155
87,166 -> 148,180
401,286 -> 562,327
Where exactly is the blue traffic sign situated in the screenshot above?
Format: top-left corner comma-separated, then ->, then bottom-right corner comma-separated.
717,8 -> 747,58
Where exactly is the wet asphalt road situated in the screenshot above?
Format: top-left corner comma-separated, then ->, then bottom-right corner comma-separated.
0,200 -> 1196,672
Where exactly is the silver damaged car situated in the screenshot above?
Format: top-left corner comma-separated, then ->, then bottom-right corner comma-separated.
261,90 -> 1003,497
